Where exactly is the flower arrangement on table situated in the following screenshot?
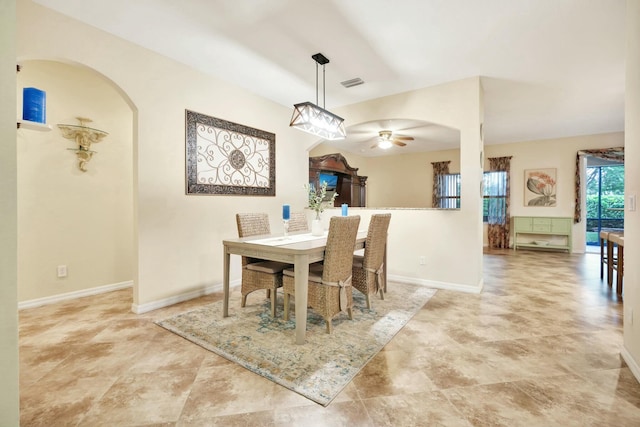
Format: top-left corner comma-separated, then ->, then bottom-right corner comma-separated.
305,181 -> 338,220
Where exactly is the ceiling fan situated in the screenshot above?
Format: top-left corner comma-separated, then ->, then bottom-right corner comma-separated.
371,130 -> 414,149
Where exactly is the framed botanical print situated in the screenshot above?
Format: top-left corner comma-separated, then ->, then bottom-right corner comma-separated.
185,109 -> 275,196
524,168 -> 556,206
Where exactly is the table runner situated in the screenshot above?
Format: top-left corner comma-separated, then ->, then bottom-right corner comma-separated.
246,232 -> 327,246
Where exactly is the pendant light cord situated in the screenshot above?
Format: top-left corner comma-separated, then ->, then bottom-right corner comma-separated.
323,64 -> 326,109
315,62 -> 319,106
314,61 -> 327,108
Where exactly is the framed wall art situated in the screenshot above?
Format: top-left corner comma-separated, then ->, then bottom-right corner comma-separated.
524,168 -> 556,206
185,109 -> 275,196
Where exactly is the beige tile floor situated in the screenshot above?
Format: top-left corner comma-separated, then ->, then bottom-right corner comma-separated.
19,250 -> 640,426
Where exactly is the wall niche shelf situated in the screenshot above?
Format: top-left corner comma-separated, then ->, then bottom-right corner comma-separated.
57,117 -> 108,172
17,120 -> 52,132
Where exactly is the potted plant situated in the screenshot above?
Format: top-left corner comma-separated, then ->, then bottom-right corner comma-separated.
305,181 -> 338,235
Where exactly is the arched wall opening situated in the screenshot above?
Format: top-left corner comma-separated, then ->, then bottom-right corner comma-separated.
16,59 -> 137,306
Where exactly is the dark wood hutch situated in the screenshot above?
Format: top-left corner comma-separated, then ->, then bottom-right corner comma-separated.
309,153 -> 367,207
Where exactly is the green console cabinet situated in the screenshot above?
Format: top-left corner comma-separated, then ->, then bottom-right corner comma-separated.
513,216 -> 572,252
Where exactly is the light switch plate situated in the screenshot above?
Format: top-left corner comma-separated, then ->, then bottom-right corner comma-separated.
629,194 -> 637,212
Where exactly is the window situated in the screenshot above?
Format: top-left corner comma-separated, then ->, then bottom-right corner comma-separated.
435,173 -> 460,208
483,171 -> 507,222
435,171 -> 507,221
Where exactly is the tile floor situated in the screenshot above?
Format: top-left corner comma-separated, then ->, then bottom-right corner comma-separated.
19,250 -> 640,426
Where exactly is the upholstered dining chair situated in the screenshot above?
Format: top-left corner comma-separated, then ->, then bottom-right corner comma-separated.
288,211 -> 309,232
352,213 -> 391,309
235,213 -> 288,317
282,215 -> 361,333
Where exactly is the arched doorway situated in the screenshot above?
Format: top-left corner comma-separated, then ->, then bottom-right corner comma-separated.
16,59 -> 136,306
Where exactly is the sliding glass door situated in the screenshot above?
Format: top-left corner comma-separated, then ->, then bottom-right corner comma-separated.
585,164 -> 624,246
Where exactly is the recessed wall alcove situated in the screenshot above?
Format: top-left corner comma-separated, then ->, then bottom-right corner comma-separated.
16,59 -> 135,305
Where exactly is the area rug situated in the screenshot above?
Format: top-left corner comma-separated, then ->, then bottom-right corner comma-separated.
156,282 -> 436,406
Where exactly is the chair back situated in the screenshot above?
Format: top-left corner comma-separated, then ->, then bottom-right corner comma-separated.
363,213 -> 391,270
236,213 -> 270,265
322,216 -> 361,283
236,213 -> 270,238
289,212 -> 309,232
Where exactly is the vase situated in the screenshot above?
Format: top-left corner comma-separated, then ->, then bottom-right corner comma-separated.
311,218 -> 324,236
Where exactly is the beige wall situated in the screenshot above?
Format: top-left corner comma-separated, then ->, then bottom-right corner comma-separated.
485,132 -> 625,250
17,60 -> 134,302
328,78 -> 484,290
623,0 -> 640,382
17,0 -> 314,310
0,0 -> 19,422
314,131 -> 623,249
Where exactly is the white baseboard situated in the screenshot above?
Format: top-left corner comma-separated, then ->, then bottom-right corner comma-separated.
389,274 -> 482,294
621,346 -> 640,384
18,280 -> 133,310
131,279 -> 241,314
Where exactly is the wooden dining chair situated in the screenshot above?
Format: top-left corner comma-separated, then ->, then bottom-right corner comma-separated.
288,211 -> 309,232
282,215 -> 361,333
236,213 -> 288,317
352,213 -> 391,309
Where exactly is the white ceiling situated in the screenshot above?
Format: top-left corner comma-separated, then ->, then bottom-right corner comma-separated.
35,0 -> 626,156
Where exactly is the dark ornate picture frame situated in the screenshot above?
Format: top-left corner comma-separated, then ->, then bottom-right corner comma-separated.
185,109 -> 275,196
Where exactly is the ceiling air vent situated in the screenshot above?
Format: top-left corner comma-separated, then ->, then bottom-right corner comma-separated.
340,78 -> 364,88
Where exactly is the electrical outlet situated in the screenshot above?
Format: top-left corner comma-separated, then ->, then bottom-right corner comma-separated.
419,256 -> 426,265
57,265 -> 67,278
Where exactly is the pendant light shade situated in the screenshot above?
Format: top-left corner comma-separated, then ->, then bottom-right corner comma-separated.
290,101 -> 346,140
290,53 -> 346,140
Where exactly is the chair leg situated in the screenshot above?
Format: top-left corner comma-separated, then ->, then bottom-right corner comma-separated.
347,307 -> 353,320
600,236 -> 605,279
617,245 -> 624,296
283,293 -> 290,321
325,318 -> 333,334
270,288 -> 277,317
379,288 -> 384,300
241,294 -> 248,307
607,240 -> 614,286
266,289 -> 271,299
365,294 -> 372,309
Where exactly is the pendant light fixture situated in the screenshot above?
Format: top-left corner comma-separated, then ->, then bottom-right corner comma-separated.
290,53 -> 346,140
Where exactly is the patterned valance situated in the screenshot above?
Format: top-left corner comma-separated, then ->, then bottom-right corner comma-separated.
488,156 -> 512,172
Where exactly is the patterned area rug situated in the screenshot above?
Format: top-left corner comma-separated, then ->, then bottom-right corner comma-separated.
156,282 -> 436,406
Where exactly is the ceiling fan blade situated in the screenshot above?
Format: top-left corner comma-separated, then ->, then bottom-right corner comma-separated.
394,135 -> 414,141
370,143 -> 379,149
393,140 -> 407,147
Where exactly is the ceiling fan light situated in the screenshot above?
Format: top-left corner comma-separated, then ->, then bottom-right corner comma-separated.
290,102 -> 346,140
378,139 -> 393,149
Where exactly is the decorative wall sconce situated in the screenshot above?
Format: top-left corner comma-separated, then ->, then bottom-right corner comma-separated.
57,117 -> 108,172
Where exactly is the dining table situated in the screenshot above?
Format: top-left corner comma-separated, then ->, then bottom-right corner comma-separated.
222,229 -> 371,344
